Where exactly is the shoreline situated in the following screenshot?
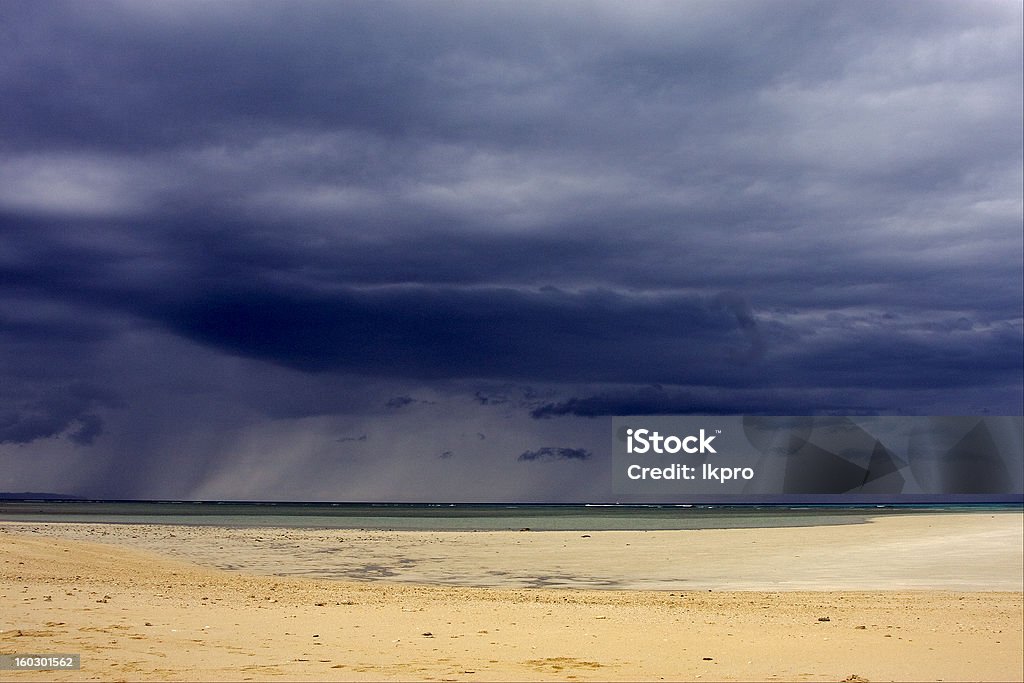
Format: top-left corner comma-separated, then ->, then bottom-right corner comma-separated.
2,514 -> 1022,681
2,512 -> 1021,590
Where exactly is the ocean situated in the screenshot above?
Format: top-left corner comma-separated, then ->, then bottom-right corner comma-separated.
0,500 -> 1017,531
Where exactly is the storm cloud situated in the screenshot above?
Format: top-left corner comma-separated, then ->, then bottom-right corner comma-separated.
0,382 -> 124,446
0,1 -> 1020,500
519,447 -> 593,462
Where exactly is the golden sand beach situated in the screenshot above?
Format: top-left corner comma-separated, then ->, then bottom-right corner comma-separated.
1,513 -> 1022,682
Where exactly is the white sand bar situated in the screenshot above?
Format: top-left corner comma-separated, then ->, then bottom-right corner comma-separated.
2,512 -> 1021,590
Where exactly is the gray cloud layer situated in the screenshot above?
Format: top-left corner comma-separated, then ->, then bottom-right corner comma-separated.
0,1 -> 1020,499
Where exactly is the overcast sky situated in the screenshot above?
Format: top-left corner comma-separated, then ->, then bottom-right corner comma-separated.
1,1 -> 1021,501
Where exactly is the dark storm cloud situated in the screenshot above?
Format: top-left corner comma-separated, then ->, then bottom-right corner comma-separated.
385,396 -> 416,409
530,388 -> 808,419
0,382 -> 125,446
530,386 -> 900,420
0,1 -> 1021,498
518,447 -> 592,462
145,285 -> 764,383
474,392 -> 510,406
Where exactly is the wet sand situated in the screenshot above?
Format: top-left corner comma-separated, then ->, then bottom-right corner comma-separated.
2,512 -> 1021,590
1,512 -> 1022,681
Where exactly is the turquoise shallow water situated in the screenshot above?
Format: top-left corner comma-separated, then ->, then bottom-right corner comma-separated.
0,501 -> 1017,531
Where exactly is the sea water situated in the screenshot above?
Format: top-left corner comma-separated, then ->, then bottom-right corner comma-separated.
0,500 -> 1016,531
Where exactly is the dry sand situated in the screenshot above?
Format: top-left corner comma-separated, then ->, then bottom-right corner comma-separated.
1,513 -> 1022,682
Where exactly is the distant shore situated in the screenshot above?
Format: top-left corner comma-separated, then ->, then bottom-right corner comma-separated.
1,512 -> 1022,681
